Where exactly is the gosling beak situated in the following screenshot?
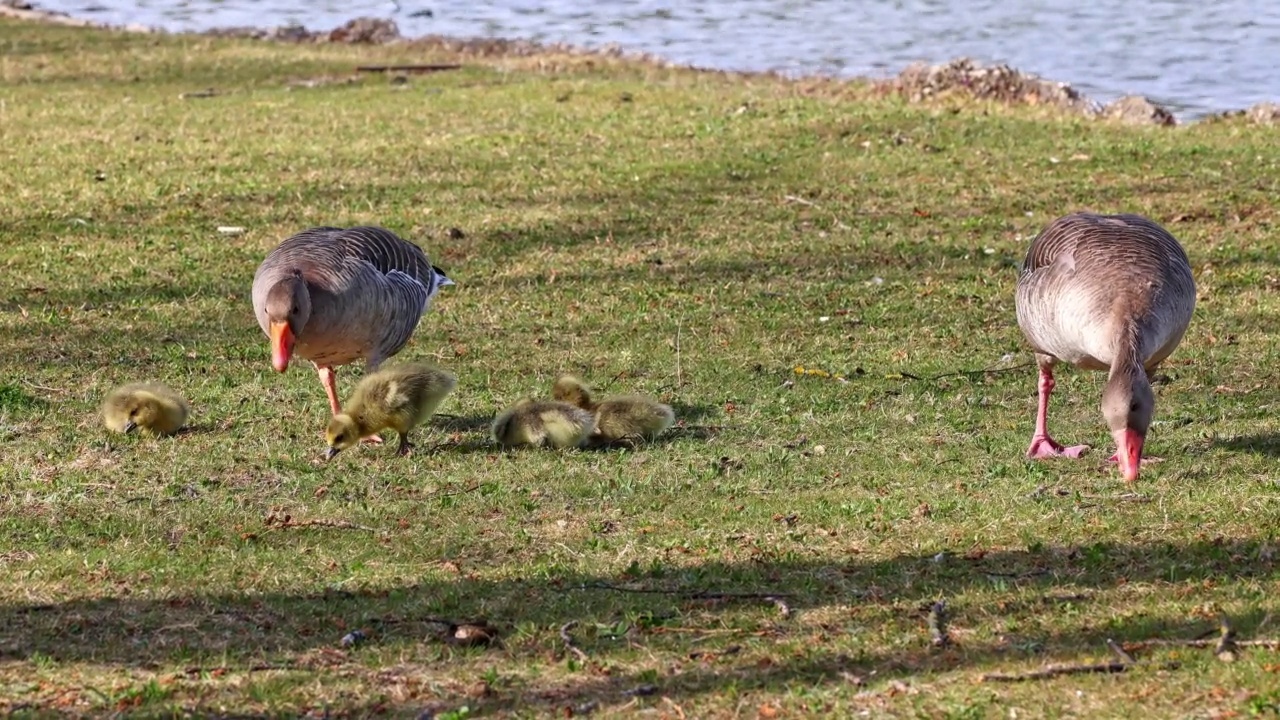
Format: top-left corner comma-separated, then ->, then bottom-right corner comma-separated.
269,321 -> 295,373
325,446 -> 341,461
123,420 -> 137,433
1112,428 -> 1145,483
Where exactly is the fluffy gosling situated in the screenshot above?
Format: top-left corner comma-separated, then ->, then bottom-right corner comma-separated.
102,383 -> 190,436
552,375 -> 675,445
325,362 -> 456,459
491,397 -> 595,449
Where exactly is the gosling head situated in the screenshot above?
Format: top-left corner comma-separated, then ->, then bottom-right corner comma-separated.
122,395 -> 161,433
1101,372 -> 1154,483
264,270 -> 312,373
325,414 -> 361,460
551,375 -> 593,409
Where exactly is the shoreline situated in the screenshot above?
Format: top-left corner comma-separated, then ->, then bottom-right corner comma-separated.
3,1 -> 1278,127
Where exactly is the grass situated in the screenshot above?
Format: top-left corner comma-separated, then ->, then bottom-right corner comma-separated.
2,16 -> 1280,719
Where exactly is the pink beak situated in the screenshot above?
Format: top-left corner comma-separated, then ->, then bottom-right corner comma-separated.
1112,428 -> 1144,483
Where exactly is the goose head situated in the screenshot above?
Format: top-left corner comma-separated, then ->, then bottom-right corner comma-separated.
263,270 -> 312,373
1101,370 -> 1154,482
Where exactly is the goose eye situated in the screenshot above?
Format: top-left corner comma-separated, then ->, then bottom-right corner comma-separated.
1129,402 -> 1140,413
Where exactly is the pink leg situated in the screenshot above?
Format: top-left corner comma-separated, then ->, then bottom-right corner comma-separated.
317,366 -> 382,444
1026,365 -> 1089,459
318,366 -> 342,416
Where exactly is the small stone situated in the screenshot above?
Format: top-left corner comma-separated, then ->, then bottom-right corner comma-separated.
1101,95 -> 1176,126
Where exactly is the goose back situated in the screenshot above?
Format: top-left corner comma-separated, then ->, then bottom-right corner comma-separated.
1015,212 -> 1195,370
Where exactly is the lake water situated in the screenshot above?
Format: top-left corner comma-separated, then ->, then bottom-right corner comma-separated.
28,0 -> 1280,119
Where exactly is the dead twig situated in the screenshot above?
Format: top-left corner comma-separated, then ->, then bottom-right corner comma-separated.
575,581 -> 790,601
560,621 -> 589,662
981,660 -> 1178,682
1077,492 -> 1151,503
979,568 -> 1049,579
980,638 -> 1180,682
894,361 -> 1035,383
1124,637 -> 1280,650
928,600 -> 950,648
20,379 -> 64,394
576,581 -> 792,617
1106,638 -> 1136,664
264,514 -> 375,532
179,89 -> 218,99
355,63 -> 463,73
182,662 -> 293,676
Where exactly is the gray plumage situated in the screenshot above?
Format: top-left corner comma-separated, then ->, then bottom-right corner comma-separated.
1016,212 -> 1195,371
251,226 -> 453,414
1014,211 -> 1195,483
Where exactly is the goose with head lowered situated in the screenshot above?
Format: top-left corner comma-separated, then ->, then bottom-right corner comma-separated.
1014,212 -> 1195,483
252,226 -> 453,434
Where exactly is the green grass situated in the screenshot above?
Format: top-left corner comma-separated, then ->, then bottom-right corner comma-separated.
2,17 -> 1280,719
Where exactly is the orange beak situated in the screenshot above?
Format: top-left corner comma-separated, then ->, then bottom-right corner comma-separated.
1112,428 -> 1144,483
269,321 -> 295,373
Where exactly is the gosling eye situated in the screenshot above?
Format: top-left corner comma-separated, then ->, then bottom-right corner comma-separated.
334,433 -> 346,444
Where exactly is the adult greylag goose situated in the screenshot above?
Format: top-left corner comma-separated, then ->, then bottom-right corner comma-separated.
1014,212 -> 1195,482
251,225 -> 453,418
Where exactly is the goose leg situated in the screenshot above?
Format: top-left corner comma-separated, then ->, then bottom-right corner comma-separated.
318,366 -> 342,416
317,365 -> 382,445
1026,364 -> 1090,459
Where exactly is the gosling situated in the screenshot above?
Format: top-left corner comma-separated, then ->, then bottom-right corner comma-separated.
491,397 -> 595,449
325,362 -> 456,459
552,375 -> 675,446
102,383 -> 190,437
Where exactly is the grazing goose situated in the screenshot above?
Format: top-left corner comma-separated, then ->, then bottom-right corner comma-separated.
1015,212 -> 1195,482
252,226 -> 453,419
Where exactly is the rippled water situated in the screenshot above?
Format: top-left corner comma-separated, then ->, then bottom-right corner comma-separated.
30,0 -> 1280,118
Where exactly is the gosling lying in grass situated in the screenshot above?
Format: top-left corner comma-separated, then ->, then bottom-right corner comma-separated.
102,383 -> 190,437
552,375 -> 675,446
491,397 -> 595,449
325,362 -> 456,459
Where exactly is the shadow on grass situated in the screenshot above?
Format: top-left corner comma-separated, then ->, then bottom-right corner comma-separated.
432,413 -> 496,433
1,539 -> 1275,714
1216,433 -> 1280,457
